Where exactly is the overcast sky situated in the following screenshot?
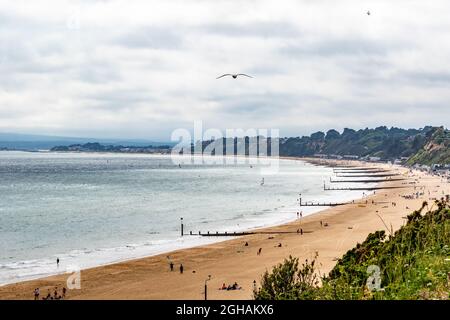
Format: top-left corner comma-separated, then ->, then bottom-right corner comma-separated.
0,0 -> 449,141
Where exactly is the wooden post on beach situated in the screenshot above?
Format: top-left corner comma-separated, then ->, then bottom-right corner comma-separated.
205,275 -> 211,300
180,217 -> 184,237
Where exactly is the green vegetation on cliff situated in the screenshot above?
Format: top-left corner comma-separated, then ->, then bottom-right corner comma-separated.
254,199 -> 450,300
407,127 -> 450,166
49,126 -> 449,165
198,126 -> 448,165
280,126 -> 428,159
279,126 -> 449,164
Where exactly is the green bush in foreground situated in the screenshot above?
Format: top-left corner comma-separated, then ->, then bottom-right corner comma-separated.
254,199 -> 450,300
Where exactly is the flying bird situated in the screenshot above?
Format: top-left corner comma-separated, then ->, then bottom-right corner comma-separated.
216,73 -> 253,79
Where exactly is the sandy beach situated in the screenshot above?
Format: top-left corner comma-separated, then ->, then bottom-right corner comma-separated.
0,158 -> 448,300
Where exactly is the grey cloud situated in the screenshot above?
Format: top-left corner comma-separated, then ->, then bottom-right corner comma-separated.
76,61 -> 122,84
280,37 -> 389,58
113,26 -> 183,50
211,92 -> 321,117
199,21 -> 301,39
345,63 -> 450,92
81,88 -> 157,111
400,71 -> 450,86
0,0 -> 449,140
246,64 -> 289,76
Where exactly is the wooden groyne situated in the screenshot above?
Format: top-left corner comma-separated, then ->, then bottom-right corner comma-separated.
333,169 -> 391,174
330,178 -> 405,183
185,230 -> 311,237
333,167 -> 386,171
335,173 -> 400,178
324,185 -> 404,191
300,202 -> 348,206
299,199 -> 349,206
187,230 -> 255,237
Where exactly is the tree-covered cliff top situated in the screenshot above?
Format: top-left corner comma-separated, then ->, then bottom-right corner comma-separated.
279,126 -> 449,165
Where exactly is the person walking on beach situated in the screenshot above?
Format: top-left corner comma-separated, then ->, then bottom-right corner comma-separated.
257,248 -> 262,255
180,264 -> 184,274
33,288 -> 40,300
56,258 -> 60,268
170,261 -> 174,271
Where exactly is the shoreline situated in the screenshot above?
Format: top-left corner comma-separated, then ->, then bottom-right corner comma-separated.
0,158 -> 448,299
0,156 -> 358,287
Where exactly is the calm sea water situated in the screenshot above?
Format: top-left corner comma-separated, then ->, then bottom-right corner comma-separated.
0,151 -> 373,285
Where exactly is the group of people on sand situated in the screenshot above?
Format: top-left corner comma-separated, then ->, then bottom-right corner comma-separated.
34,286 -> 66,300
220,282 -> 241,291
402,193 -> 422,200
320,220 -> 329,227
169,261 -> 184,274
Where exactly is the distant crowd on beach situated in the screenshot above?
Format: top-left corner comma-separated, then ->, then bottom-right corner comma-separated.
33,258 -> 66,300
220,282 -> 241,291
34,286 -> 66,300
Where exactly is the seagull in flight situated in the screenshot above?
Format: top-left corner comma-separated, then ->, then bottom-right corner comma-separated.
216,73 -> 253,79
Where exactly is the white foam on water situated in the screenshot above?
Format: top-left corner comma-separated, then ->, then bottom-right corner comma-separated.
0,152 -> 377,286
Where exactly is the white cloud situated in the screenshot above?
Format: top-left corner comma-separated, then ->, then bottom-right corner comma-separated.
0,0 -> 449,140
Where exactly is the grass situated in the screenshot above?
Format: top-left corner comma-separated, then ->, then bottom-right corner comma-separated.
254,199 -> 450,300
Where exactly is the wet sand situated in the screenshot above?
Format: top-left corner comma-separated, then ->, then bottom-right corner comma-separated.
0,159 -> 448,300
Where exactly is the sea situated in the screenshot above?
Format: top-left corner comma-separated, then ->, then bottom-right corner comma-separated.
0,151 -> 375,285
